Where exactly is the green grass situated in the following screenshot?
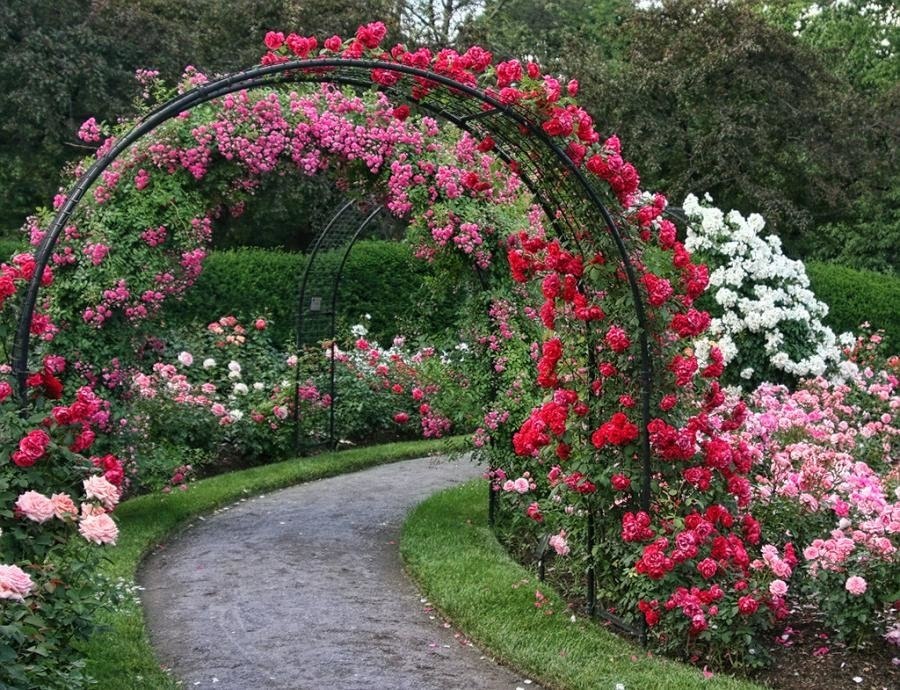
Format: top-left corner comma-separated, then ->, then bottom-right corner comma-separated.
401,480 -> 765,690
82,437 -> 463,689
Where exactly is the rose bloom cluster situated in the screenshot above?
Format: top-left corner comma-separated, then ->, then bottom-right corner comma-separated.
683,193 -> 842,386
734,346 -> 899,645
2,366 -> 126,610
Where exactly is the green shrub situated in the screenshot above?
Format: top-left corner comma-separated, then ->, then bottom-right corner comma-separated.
806,261 -> 900,352
0,235 -> 24,259
163,241 -> 469,345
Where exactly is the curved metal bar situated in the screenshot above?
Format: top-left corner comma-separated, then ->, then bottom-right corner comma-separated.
292,199 -> 357,451
326,206 -> 383,447
11,56 -> 653,511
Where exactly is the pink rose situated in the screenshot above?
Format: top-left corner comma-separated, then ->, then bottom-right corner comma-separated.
0,564 -> 34,601
254,318 -> 266,330
513,477 -> 530,494
51,493 -> 78,520
549,531 -> 569,556
79,513 -> 118,545
15,491 -> 55,523
845,576 -> 867,596
769,579 -> 788,597
177,351 -> 193,367
83,475 -> 120,510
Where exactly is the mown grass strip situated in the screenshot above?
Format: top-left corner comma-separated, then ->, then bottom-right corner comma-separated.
82,437 -> 463,689
401,480 -> 764,690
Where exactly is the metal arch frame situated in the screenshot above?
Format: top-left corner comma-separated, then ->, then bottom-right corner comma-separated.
292,201 -> 384,451
10,58 -> 656,635
13,57 -> 654,510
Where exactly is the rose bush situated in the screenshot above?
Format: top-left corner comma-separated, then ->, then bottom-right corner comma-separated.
683,193 -> 843,389
734,332 -> 899,649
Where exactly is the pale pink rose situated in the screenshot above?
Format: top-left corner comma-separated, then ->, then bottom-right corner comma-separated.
81,502 -> 106,518
177,351 -> 194,366
15,491 -> 55,523
845,575 -> 867,596
513,477 -> 530,494
83,475 -> 120,510
51,493 -> 78,520
79,513 -> 118,545
0,564 -> 34,601
273,405 -> 289,420
211,402 -> 226,416
549,531 -> 570,556
769,579 -> 788,597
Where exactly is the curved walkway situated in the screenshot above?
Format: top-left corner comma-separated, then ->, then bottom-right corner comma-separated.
139,455 -> 540,689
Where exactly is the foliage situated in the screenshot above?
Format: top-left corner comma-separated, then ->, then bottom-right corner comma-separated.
162,242 -> 462,347
0,0 -> 359,230
683,194 -> 842,388
806,261 -> 900,353
761,0 -> 900,93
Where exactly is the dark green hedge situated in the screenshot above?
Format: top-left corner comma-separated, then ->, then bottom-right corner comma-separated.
0,236 -> 24,259
806,261 -> 899,352
163,241 -> 469,344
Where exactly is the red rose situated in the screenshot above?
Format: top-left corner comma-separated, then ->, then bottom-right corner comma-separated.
324,35 -> 343,52
495,59 -> 522,88
611,474 -> 631,491
697,558 -> 718,580
738,595 -> 759,615
18,429 -> 50,463
604,325 -> 630,353
264,31 -> 285,51
356,21 -> 387,49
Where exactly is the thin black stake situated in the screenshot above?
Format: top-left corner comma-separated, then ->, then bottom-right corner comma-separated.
586,506 -> 596,617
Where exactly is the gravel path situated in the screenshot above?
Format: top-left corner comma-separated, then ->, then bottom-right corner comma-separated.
139,455 -> 541,690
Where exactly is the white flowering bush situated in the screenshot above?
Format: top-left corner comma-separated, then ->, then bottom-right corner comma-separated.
683,193 -> 843,387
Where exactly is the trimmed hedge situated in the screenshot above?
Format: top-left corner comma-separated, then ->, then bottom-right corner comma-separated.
163,240 -> 470,344
0,235 -> 24,259
806,261 -> 899,352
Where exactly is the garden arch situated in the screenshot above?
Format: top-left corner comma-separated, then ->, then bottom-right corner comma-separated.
12,57 -> 655,511
294,198 -> 385,450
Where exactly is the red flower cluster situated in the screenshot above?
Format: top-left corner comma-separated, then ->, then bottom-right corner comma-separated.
591,412 -> 639,449
11,429 -> 50,468
621,511 -> 655,542
641,273 -> 673,307
537,338 -> 563,388
512,399 -> 570,456
636,539 -> 675,580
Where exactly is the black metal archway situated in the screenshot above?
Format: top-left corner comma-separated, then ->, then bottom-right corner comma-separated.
293,199 -> 386,451
13,58 -> 654,501
11,57 -> 656,631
